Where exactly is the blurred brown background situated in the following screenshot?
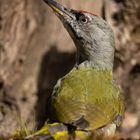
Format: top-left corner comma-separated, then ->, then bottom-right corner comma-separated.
0,0 -> 139,139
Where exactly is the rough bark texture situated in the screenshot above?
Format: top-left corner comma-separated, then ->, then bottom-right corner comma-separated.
0,0 -> 46,135
0,0 -> 139,139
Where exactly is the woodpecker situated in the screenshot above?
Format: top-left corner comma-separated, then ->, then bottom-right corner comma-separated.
43,0 -> 124,137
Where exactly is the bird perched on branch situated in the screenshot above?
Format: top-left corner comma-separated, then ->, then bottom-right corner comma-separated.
42,0 -> 124,138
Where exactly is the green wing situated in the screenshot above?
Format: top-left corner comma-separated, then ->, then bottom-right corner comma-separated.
52,67 -> 124,130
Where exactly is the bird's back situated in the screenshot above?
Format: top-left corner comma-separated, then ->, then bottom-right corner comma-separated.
52,66 -> 124,130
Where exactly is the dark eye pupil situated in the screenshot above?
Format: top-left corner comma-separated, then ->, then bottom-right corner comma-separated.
79,16 -> 88,23
81,18 -> 87,22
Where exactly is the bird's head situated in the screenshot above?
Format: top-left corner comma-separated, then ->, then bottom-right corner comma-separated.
44,0 -> 115,70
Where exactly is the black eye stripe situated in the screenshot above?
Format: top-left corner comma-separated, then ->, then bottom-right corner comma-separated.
75,13 -> 85,20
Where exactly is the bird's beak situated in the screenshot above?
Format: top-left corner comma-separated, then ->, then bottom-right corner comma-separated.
43,0 -> 75,20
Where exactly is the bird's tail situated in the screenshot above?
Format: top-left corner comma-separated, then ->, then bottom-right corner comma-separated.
11,122 -> 118,140
25,122 -> 91,140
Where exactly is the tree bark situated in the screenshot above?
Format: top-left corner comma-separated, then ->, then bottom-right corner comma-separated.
0,0 -> 48,136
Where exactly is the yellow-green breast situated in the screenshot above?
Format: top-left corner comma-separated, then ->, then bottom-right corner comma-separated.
52,67 -> 124,130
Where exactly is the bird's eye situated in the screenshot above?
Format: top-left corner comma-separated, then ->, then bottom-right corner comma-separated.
79,16 -> 89,23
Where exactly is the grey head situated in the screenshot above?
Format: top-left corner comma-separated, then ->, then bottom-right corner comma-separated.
43,0 -> 115,70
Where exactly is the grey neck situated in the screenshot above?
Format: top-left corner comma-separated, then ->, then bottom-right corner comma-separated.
75,39 -> 115,70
